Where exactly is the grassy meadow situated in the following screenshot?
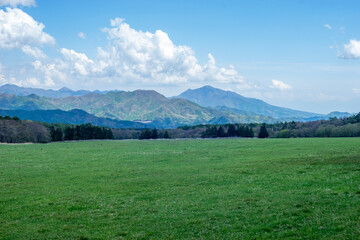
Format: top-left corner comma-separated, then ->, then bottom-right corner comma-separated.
0,138 -> 360,239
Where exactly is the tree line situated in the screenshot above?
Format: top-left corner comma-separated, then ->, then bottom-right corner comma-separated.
139,128 -> 170,140
1,112 -> 359,143
200,113 -> 360,139
201,125 -> 255,138
0,116 -> 114,143
49,123 -> 114,141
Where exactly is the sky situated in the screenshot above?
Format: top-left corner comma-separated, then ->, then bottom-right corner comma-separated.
0,0 -> 359,113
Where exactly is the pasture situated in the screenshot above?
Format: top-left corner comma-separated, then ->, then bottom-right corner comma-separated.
0,138 -> 359,239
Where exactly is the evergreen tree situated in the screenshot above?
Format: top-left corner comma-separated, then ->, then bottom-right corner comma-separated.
151,128 -> 159,139
163,130 -> 170,139
258,124 -> 269,138
236,125 -> 245,137
49,126 -> 56,141
249,127 -> 254,138
64,127 -> 75,140
227,124 -> 236,137
139,129 -> 152,140
217,126 -> 226,137
54,128 -> 63,141
244,126 -> 254,138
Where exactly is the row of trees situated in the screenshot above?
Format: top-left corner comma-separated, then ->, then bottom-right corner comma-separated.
49,123 -> 114,141
139,128 -> 170,140
202,124 -> 255,138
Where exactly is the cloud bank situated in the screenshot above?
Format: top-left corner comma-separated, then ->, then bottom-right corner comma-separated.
1,15 -> 244,89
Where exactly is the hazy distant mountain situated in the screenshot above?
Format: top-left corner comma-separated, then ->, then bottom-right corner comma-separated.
301,111 -> 354,122
177,85 -> 326,120
0,84 -> 112,98
1,85 -> 351,128
0,109 -> 148,129
0,90 -> 275,128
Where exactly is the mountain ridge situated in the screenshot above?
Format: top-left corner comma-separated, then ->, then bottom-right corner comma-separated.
0,84 -> 352,128
0,84 -> 115,98
0,109 -> 148,129
176,85 -> 351,119
0,90 -> 276,128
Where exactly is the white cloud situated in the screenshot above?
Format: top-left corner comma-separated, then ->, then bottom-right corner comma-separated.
0,7 -> 55,49
77,32 -> 86,39
0,62 -> 5,83
270,79 -> 292,90
324,24 -> 332,29
21,45 -> 46,58
339,39 -> 360,59
0,0 -> 35,7
0,17 -> 246,90
31,60 -> 65,87
95,18 -> 244,86
0,62 -> 44,87
60,48 -> 94,76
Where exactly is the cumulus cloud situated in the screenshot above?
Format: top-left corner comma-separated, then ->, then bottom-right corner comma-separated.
270,79 -> 292,90
77,32 -> 86,39
21,45 -> 46,58
339,39 -> 360,59
0,7 -> 55,49
1,17 -> 245,89
97,18 -> 244,85
324,24 -> 332,29
60,48 -> 94,76
0,0 -> 35,7
31,60 -> 66,87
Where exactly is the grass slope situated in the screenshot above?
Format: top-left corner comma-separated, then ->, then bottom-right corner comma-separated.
0,138 -> 359,239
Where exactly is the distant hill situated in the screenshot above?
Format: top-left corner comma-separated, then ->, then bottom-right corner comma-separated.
0,84 -> 112,98
176,85 -> 351,120
0,109 -> 148,129
0,91 -> 274,128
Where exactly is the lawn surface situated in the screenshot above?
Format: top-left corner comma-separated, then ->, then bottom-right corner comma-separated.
0,138 -> 360,239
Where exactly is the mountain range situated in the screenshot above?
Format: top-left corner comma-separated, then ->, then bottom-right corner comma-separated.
0,84 -> 112,98
0,84 -> 353,128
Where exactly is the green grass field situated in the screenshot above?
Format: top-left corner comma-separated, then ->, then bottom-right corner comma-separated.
1,138 -> 360,239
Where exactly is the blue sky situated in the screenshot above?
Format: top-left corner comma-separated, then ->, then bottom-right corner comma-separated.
0,0 -> 359,113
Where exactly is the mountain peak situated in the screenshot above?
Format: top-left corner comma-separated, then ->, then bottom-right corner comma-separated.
177,85 -> 318,119
58,87 -> 72,92
0,84 -> 21,89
